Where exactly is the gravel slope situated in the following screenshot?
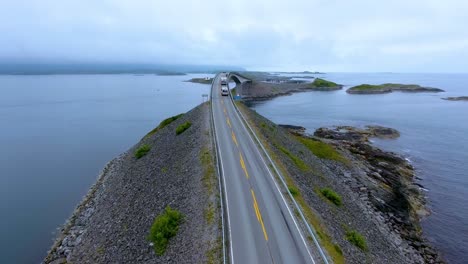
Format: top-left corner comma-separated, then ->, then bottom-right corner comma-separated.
44,103 -> 221,264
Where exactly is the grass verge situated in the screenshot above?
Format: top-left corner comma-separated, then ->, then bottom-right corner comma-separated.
276,144 -> 309,172
134,144 -> 151,159
148,206 -> 183,256
296,136 -> 349,164
176,121 -> 192,135
146,114 -> 184,137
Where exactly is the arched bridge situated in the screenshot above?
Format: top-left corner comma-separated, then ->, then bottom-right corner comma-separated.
227,72 -> 252,97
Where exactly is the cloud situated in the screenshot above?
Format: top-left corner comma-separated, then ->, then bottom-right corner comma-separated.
0,0 -> 467,72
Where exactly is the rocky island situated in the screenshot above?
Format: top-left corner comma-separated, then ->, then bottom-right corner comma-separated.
307,78 -> 343,91
347,83 -> 444,94
185,77 -> 213,84
442,96 -> 468,101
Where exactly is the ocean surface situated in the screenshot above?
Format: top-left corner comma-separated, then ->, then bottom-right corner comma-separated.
249,72 -> 468,263
0,74 -> 212,263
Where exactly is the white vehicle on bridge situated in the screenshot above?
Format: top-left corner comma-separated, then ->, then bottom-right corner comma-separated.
221,85 -> 229,96
220,76 -> 227,86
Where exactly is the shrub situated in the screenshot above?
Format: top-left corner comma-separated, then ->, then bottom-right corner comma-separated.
146,114 -> 183,137
288,185 -> 300,197
148,206 -> 183,255
346,230 -> 368,251
134,144 -> 151,159
176,121 -> 192,135
321,188 -> 342,206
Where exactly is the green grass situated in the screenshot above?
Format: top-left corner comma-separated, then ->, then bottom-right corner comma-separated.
148,206 -> 183,256
288,185 -> 300,197
296,136 -> 349,164
346,230 -> 368,251
134,144 -> 151,159
320,188 -> 342,206
146,114 -> 184,137
176,121 -> 192,135
277,145 -> 309,171
311,78 -> 339,87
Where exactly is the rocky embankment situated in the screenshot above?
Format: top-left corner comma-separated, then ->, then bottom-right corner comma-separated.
347,83 -> 444,94
237,103 -> 443,264
442,96 -> 468,101
44,103 -> 221,264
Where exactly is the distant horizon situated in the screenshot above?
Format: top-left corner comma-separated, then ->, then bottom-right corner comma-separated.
0,62 -> 466,75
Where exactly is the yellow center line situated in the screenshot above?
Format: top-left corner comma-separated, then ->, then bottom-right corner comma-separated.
223,107 -> 227,115
231,131 -> 238,146
239,153 -> 249,179
226,117 -> 232,128
221,99 -> 224,105
251,189 -> 269,241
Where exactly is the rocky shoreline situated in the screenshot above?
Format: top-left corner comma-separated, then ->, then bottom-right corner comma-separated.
237,102 -> 444,263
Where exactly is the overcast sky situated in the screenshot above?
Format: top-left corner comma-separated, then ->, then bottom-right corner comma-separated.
1,0 -> 468,72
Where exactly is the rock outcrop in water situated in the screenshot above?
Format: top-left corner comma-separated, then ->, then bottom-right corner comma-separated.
442,96 -> 468,101
346,83 -> 444,94
44,103 -> 222,264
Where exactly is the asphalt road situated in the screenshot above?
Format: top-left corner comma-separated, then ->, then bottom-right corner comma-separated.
211,73 -> 317,264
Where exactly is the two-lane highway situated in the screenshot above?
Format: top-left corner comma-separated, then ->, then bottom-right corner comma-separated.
211,73 -> 317,264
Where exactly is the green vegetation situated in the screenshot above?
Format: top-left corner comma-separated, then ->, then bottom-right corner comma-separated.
231,88 -> 237,97
296,136 -> 349,164
288,185 -> 300,197
148,206 -> 183,256
277,145 -> 309,172
310,78 -> 339,87
146,114 -> 184,137
200,148 -> 216,225
320,188 -> 343,206
349,84 -> 381,91
176,121 -> 192,135
206,238 -> 223,264
346,230 -> 368,251
134,144 -> 151,159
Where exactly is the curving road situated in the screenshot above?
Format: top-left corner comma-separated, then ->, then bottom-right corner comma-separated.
211,73 -> 317,264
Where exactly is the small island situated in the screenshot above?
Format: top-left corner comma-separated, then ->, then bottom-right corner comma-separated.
442,96 -> 468,101
308,78 -> 343,91
347,83 -> 444,94
185,77 -> 213,84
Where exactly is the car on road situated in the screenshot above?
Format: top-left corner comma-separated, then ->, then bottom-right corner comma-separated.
221,85 -> 229,96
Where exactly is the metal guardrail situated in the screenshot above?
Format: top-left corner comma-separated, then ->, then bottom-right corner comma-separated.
227,82 -> 331,264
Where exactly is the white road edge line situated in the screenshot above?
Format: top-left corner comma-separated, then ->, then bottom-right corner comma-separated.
211,75 -> 235,264
228,97 -> 316,264
228,74 -> 329,264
